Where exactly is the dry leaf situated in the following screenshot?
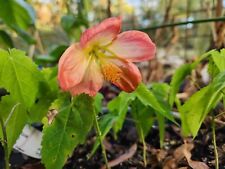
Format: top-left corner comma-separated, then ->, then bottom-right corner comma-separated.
183,142 -> 209,169
47,109 -> 58,124
101,144 -> 137,169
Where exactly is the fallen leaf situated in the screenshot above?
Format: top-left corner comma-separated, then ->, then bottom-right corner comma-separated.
101,144 -> 137,169
183,142 -> 209,169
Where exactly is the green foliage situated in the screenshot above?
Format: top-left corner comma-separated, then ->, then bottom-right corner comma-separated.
211,49 -> 225,72
42,94 -> 95,169
180,72 -> 225,137
135,83 -> 175,122
0,49 -> 42,155
108,92 -> 135,134
131,99 -> 155,138
0,0 -> 35,29
94,93 -> 104,113
169,64 -> 193,107
0,0 -> 36,44
28,67 -> 59,122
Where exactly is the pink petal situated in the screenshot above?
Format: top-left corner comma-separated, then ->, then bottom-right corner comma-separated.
101,58 -> 142,92
108,31 -> 156,62
80,17 -> 121,50
70,59 -> 104,96
58,43 -> 88,90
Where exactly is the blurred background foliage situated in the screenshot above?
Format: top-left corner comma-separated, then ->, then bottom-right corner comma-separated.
0,0 -> 224,80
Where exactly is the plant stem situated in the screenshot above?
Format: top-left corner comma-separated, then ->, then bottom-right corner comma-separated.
93,111 -> 109,169
140,128 -> 147,167
0,117 -> 10,169
212,115 -> 219,169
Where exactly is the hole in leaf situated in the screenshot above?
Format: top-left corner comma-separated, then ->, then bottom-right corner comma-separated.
0,88 -> 10,101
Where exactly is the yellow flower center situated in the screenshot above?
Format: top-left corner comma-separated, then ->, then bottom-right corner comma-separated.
88,45 -> 122,83
101,63 -> 122,83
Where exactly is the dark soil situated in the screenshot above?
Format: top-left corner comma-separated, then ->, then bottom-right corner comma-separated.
2,118 -> 225,169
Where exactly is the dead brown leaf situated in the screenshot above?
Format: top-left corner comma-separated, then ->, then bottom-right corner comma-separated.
101,144 -> 137,169
183,142 -> 209,169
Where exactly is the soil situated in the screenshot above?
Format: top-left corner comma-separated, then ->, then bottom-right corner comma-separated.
2,117 -> 225,169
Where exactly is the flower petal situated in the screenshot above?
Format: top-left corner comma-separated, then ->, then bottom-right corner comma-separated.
80,17 -> 121,50
58,43 -> 88,90
101,58 -> 141,92
108,30 -> 156,62
70,59 -> 104,96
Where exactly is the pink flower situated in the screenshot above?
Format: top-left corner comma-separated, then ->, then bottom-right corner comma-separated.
58,17 -> 156,96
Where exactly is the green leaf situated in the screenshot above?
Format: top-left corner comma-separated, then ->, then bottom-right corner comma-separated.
211,49 -> 225,72
0,98 -> 26,155
169,64 -> 193,107
61,14 -> 76,33
180,72 -> 225,137
0,0 -> 35,29
135,83 -> 174,122
94,93 -> 103,113
108,92 -> 135,134
0,49 -> 41,107
0,48 -> 42,154
28,67 -> 59,122
41,94 -> 95,169
61,14 -> 87,40
0,30 -> 14,48
131,99 -> 155,138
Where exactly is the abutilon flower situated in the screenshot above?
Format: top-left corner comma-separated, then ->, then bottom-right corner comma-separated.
58,17 -> 156,96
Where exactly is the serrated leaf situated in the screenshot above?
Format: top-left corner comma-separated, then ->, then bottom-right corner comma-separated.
0,48 -> 42,154
180,72 -> 225,137
0,49 -> 41,107
41,94 -> 94,169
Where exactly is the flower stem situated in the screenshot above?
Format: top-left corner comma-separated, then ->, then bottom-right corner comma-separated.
0,117 -> 10,169
212,115 -> 219,169
93,111 -> 110,169
140,128 -> 147,167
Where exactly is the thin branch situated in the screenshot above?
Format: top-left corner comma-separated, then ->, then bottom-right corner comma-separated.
139,16 -> 225,31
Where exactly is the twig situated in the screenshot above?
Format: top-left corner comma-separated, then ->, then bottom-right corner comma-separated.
139,16 -> 225,31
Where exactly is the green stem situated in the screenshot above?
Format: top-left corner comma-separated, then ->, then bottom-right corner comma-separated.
0,117 -> 10,169
212,115 -> 219,169
93,111 -> 110,169
139,16 -> 225,31
140,128 -> 147,167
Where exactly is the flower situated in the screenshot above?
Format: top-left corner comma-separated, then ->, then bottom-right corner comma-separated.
58,17 -> 156,96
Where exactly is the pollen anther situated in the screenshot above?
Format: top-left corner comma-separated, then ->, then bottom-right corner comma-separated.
101,63 -> 122,83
